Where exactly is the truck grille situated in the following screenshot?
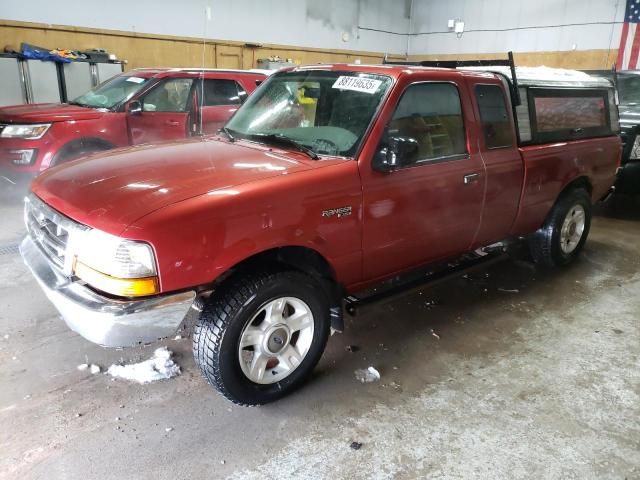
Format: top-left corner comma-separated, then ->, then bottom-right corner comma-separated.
24,194 -> 86,273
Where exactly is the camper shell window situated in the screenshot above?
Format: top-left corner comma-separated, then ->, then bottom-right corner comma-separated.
525,87 -> 613,144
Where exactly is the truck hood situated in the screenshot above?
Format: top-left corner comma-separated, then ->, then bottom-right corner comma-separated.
32,138 -> 318,234
0,103 -> 104,123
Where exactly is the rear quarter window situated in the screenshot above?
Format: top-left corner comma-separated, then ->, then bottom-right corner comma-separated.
202,79 -> 246,106
475,84 -> 513,149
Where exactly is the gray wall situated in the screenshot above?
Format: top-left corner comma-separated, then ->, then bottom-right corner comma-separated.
3,0 -> 624,56
1,0 -> 411,55
408,0 -> 626,55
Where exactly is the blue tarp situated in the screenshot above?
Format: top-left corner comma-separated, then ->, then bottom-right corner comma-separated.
20,43 -> 71,63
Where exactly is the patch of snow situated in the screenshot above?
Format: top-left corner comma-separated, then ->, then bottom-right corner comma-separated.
465,65 -> 611,87
516,66 -> 593,81
107,347 -> 181,384
77,363 -> 89,371
165,427 -> 173,432
354,366 -> 381,383
89,364 -> 101,374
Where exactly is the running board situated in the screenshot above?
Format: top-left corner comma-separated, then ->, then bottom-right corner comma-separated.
344,252 -> 510,316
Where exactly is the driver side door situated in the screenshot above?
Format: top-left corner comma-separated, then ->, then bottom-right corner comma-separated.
359,81 -> 486,280
127,77 -> 195,145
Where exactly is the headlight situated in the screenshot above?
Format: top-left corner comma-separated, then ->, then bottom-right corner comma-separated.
74,229 -> 159,297
1,124 -> 51,139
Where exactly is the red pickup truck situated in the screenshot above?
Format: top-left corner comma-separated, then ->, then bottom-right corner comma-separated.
0,68 -> 267,188
20,61 -> 620,405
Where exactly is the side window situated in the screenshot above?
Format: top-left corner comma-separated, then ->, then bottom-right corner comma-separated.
389,83 -> 466,162
530,88 -> 611,142
142,78 -> 193,112
475,85 -> 513,149
202,79 -> 245,106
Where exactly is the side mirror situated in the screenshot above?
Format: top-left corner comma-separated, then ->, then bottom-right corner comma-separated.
372,135 -> 420,172
127,100 -> 142,115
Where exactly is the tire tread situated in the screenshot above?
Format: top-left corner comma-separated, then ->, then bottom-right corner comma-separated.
193,270 -> 325,405
528,188 -> 591,267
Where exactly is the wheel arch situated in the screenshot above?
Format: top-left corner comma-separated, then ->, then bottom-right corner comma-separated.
52,137 -> 116,165
211,245 -> 345,331
559,175 -> 593,200
539,176 -> 593,227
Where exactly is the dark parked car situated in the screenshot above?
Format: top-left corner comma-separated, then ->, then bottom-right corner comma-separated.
615,70 -> 640,193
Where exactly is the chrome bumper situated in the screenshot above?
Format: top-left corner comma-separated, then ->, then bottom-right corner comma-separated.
20,235 -> 196,347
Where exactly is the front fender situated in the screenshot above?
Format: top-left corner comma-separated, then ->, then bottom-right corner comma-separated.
124,161 -> 364,293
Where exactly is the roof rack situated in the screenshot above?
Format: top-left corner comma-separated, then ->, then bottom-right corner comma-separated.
383,51 -> 521,106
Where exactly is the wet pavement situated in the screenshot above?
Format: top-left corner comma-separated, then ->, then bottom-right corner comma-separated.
0,193 -> 638,479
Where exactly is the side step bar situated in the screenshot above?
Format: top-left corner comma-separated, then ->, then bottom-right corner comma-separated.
344,252 -> 510,316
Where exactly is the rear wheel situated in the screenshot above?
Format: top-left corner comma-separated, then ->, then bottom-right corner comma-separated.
528,188 -> 592,267
193,270 -> 330,405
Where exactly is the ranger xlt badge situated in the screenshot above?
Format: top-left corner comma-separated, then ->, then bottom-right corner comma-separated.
322,206 -> 352,218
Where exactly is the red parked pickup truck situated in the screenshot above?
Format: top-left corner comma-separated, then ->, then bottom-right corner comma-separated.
20,61 -> 620,405
0,68 -> 267,188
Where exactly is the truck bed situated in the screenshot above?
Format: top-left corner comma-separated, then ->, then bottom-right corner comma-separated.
511,135 -> 621,236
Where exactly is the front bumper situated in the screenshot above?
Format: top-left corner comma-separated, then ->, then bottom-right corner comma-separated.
20,235 -> 196,347
0,132 -> 59,174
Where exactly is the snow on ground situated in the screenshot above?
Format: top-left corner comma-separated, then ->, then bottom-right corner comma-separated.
107,347 -> 181,384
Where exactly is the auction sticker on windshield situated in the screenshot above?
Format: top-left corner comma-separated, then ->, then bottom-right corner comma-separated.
125,77 -> 145,84
332,76 -> 382,94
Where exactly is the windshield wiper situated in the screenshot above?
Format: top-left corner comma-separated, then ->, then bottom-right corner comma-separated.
248,133 -> 319,160
219,127 -> 236,142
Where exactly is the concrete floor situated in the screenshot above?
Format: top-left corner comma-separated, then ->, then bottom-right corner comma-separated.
0,192 -> 638,480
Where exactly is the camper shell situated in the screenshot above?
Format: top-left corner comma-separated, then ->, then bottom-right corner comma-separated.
385,54 -> 620,148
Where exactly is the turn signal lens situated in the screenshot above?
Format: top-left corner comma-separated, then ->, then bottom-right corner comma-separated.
75,261 -> 159,297
8,149 -> 37,165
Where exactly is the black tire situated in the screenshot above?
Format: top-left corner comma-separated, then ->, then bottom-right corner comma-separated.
193,270 -> 330,405
528,188 -> 592,267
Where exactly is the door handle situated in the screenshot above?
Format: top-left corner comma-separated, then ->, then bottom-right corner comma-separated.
165,120 -> 180,126
463,173 -> 480,185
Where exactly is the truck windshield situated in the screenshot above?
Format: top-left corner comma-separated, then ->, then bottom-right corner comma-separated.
617,73 -> 640,106
225,70 -> 392,157
71,74 -> 151,109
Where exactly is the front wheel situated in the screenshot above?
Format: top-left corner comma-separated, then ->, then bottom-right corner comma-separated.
528,188 -> 592,267
193,270 -> 330,405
